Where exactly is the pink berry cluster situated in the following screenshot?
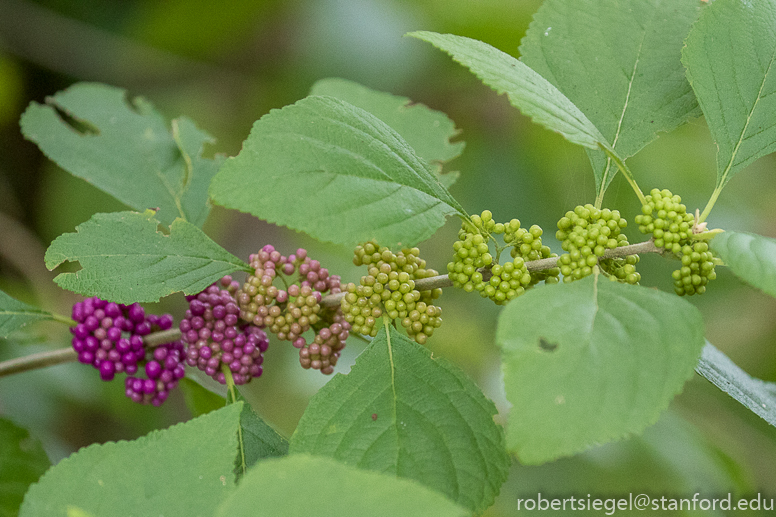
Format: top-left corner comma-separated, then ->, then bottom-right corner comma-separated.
181,276 -> 269,385
70,297 -> 184,405
237,245 -> 349,374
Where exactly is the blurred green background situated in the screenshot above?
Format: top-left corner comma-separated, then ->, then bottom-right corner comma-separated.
0,0 -> 774,514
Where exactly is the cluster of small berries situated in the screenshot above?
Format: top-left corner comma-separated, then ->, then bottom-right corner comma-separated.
181,276 -> 269,385
635,189 -> 695,254
236,245 -> 348,374
70,297 -> 184,405
556,204 -> 638,284
124,341 -> 186,406
447,210 -> 559,304
672,242 -> 717,295
635,188 -> 717,295
342,241 -> 442,344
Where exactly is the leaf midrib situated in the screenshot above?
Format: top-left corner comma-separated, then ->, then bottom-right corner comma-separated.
719,32 -> 776,186
266,127 -> 460,214
599,23 -> 646,189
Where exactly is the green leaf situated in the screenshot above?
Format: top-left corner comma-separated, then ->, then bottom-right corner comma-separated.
696,342 -> 776,427
710,231 -> 776,298
216,454 -> 469,517
19,82 -> 221,228
0,418 -> 50,517
309,78 -> 463,188
44,211 -> 250,304
408,31 -> 609,151
683,0 -> 776,189
227,389 -> 288,481
519,0 -> 701,194
20,403 -> 242,517
0,290 -> 56,339
289,325 -> 510,514
496,273 -> 706,465
209,95 -> 467,248
179,377 -> 226,417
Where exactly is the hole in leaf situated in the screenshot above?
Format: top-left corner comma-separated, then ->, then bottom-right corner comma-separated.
49,105 -> 100,136
49,259 -> 81,274
538,337 -> 558,352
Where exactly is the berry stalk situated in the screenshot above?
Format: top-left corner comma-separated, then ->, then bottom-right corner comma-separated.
598,144 -> 648,207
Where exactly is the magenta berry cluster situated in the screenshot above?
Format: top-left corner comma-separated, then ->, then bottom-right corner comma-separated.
125,341 -> 186,406
237,245 -> 349,374
181,276 -> 269,385
70,297 -> 183,405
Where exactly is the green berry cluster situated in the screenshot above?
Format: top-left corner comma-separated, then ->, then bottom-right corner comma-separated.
341,242 -> 442,345
483,257 -> 533,304
634,188 -> 719,295
447,210 -> 559,304
447,231 -> 493,292
634,188 -> 694,254
671,241 -> 717,296
505,221 -> 560,285
556,204 -> 638,284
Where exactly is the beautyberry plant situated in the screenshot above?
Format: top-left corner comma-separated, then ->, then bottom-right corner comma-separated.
3,0 -> 776,515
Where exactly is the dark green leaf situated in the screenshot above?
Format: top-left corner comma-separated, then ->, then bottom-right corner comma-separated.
496,273 -> 706,464
289,325 -> 510,514
209,95 -> 467,248
179,377 -> 226,417
408,31 -> 609,151
44,211 -> 250,304
0,418 -> 50,517
696,342 -> 776,427
20,83 -> 222,227
20,404 -> 242,517
310,78 -> 463,188
683,0 -> 776,188
710,231 -> 776,298
216,454 -> 469,517
228,389 -> 288,481
520,0 -> 701,194
0,290 -> 56,339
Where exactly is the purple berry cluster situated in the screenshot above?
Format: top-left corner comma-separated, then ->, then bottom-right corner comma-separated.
70,297 -> 184,405
181,276 -> 269,385
125,341 -> 186,406
237,245 -> 349,374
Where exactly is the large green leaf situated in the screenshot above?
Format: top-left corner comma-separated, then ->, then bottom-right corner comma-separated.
683,0 -> 776,189
408,31 -> 609,152
20,403 -> 242,517
216,454 -> 469,517
20,82 -> 221,228
710,231 -> 776,298
209,95 -> 467,248
496,273 -> 705,465
289,325 -> 510,514
696,342 -> 776,427
520,0 -> 701,194
310,78 -> 463,188
44,211 -> 249,304
0,418 -> 50,517
0,290 -> 55,339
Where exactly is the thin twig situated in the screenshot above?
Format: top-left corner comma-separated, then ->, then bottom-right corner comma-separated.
0,239 -> 664,378
0,347 -> 78,376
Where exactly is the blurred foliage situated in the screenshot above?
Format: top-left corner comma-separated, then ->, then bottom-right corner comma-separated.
0,0 -> 775,513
